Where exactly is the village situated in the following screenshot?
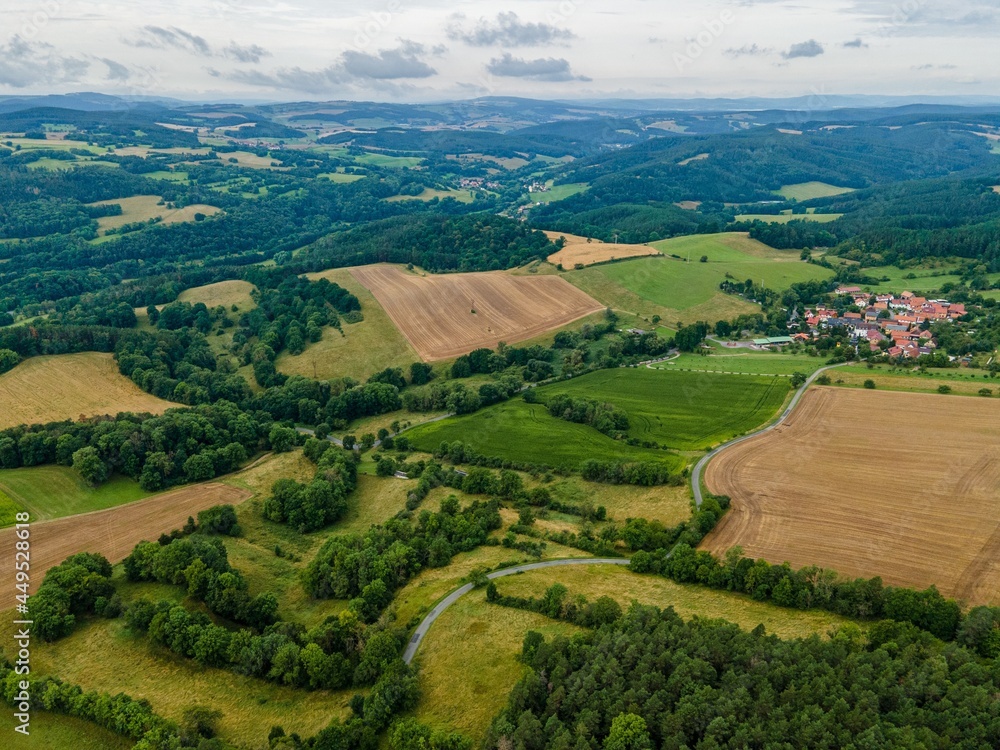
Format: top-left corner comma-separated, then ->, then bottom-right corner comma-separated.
794,285 -> 968,360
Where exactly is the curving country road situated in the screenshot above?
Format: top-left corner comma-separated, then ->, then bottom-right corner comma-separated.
402,557 -> 630,664
691,362 -> 848,508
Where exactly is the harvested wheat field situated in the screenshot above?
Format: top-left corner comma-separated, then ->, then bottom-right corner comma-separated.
0,482 -> 250,607
704,387 -> 1000,605
349,264 -> 604,360
544,231 -> 660,268
0,353 -> 179,429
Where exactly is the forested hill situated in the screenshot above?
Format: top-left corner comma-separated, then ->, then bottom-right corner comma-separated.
295,214 -> 555,273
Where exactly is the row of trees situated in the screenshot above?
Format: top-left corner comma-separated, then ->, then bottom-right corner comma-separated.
631,543 -> 968,641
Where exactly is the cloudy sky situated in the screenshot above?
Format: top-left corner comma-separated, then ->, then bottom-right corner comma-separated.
3,0 -> 998,101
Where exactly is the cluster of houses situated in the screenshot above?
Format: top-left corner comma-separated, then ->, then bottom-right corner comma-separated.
525,181 -> 550,194
459,177 -> 501,190
797,286 -> 967,359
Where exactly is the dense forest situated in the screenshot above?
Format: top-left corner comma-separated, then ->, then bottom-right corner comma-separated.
486,603 -> 1000,750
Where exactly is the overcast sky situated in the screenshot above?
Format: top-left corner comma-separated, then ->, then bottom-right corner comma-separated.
3,0 -> 998,102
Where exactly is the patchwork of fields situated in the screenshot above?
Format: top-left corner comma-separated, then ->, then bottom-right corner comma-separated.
0,353 -> 179,429
350,264 -> 604,361
563,232 -> 831,323
704,387 -> 1000,605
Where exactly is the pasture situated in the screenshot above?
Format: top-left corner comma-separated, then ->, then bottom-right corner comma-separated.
88,195 -> 221,234
319,171 -> 365,183
0,617 -> 353,747
704,387 -> 1000,605
0,465 -> 150,523
856,263 -> 963,293
350,264 -> 604,361
0,711 -> 131,749
736,213 -> 842,224
537,369 -> 791,450
177,279 -> 256,310
285,267 -> 420,380
565,233 -> 830,323
0,353 -> 180,430
386,187 -> 475,203
527,182 -> 589,203
777,182 -> 856,201
830,364 -> 1000,396
654,348 -> 826,376
404,399 -> 685,471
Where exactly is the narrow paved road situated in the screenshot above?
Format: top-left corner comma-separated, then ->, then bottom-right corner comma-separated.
691,362 -> 848,508
402,557 -> 630,663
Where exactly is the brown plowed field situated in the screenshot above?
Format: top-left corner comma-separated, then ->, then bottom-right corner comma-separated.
0,483 -> 250,608
350,265 -> 604,361
704,387 -> 1000,605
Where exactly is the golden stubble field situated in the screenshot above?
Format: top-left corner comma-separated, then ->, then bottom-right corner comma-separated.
544,230 -> 660,268
0,353 -> 179,429
349,264 -> 605,361
704,387 -> 1000,605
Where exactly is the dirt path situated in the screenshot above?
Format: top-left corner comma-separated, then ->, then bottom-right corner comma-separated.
0,483 -> 250,608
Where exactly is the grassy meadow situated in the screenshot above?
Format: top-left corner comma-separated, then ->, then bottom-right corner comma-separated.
564,232 -> 831,323
413,565 -> 856,742
0,466 -> 150,523
776,182 -> 856,201
654,348 -> 827,376
404,399 -> 685,470
536,369 -> 791,450
736,212 -> 842,224
284,267 -> 420,381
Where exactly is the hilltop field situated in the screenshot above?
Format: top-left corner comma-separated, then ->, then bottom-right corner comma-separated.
0,353 -> 179,429
350,264 -> 605,360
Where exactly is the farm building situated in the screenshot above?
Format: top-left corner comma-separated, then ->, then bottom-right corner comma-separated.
752,336 -> 794,349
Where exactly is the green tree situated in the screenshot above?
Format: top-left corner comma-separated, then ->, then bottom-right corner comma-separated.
604,713 -> 652,750
72,446 -> 108,486
269,425 -> 298,452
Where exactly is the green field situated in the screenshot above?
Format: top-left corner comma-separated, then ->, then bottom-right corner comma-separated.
352,152 -> 424,168
0,711 -> 132,749
831,364 -> 1000,397
858,263 -> 963,293
0,486 -> 23,526
536,369 -> 790,450
777,182 -> 856,201
527,182 -> 589,204
405,399 -> 685,470
567,233 -> 831,317
387,187 -> 475,203
736,213 -> 842,224
653,348 -> 826,376
319,171 -> 365,183
0,465 -> 150,523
